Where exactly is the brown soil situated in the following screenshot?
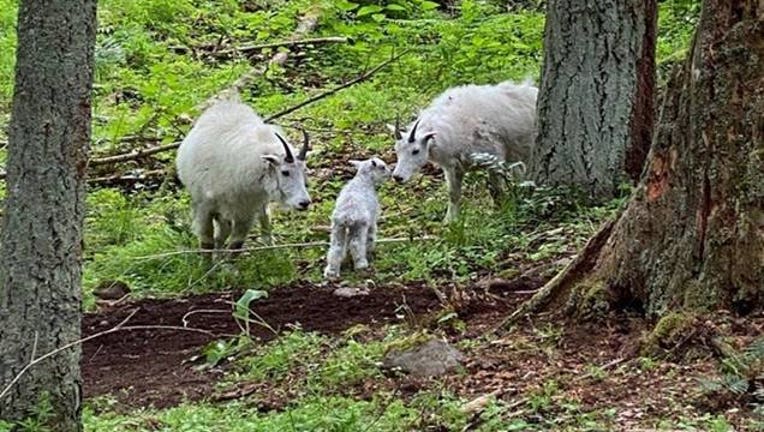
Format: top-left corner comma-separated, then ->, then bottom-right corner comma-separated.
81,275 -> 763,430
82,281 -> 470,408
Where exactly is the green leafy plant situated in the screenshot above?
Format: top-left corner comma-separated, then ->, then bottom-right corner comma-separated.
700,337 -> 764,410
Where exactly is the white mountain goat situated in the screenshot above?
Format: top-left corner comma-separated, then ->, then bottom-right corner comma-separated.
176,99 -> 311,254
390,79 -> 538,222
323,157 -> 391,279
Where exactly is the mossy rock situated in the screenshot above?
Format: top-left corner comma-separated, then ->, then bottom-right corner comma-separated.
381,331 -> 432,357
642,312 -> 699,357
566,278 -> 611,320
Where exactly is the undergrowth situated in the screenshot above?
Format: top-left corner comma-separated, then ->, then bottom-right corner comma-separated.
0,0 -> 718,430
0,0 -> 699,305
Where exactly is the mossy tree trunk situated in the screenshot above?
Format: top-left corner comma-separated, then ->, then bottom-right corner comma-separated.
0,0 -> 96,429
531,0 -> 657,201
509,0 -> 763,324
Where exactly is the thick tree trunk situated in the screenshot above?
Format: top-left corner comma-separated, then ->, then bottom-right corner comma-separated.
531,0 -> 656,201
509,0 -> 762,324
0,0 -> 96,429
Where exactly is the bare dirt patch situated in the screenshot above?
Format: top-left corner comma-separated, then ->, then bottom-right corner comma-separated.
82,281 -> 451,408
81,275 -> 762,429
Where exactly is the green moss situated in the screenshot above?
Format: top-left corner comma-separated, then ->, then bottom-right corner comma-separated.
566,277 -> 611,320
381,330 -> 431,356
642,311 -> 697,356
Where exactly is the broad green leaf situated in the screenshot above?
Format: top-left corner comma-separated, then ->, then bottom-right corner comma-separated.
437,312 -> 458,323
335,0 -> 359,12
419,1 -> 440,11
234,289 -> 269,320
385,4 -> 407,12
356,5 -> 383,17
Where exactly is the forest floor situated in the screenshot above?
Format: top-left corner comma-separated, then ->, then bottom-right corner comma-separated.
80,276 -> 763,431
1,0 -> 761,430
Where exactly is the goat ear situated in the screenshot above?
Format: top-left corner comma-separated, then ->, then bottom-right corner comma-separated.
348,159 -> 362,169
386,123 -> 403,140
261,155 -> 280,166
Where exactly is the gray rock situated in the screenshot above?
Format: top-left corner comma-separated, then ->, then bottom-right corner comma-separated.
332,287 -> 370,298
382,338 -> 464,377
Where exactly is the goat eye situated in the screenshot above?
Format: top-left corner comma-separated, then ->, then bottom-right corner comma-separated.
412,149 -> 420,155
281,170 -> 290,177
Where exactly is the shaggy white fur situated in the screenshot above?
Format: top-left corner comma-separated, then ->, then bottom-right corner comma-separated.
391,79 -> 538,222
324,157 -> 390,279
176,98 -> 311,252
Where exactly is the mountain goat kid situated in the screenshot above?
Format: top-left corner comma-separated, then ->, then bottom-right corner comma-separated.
176,99 -> 311,255
323,157 -> 391,279
390,80 -> 538,222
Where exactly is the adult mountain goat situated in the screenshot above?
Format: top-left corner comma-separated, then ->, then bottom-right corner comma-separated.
390,79 -> 538,222
176,99 -> 311,254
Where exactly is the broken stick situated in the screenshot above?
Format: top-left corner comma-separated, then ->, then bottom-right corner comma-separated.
208,36 -> 350,58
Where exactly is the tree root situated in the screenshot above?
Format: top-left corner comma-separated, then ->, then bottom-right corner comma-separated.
494,218 -> 616,332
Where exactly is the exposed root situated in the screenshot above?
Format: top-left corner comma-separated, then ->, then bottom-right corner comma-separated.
494,218 -> 616,332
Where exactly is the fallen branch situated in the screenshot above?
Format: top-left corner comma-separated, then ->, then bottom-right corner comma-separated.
89,143 -> 180,167
198,11 -> 321,113
263,49 -> 409,123
80,45 -> 405,172
209,36 -> 349,58
88,169 -> 166,184
132,235 -> 437,261
0,12 -> 322,180
483,256 -> 573,293
0,308 -> 222,401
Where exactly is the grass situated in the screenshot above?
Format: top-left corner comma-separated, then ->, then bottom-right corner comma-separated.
0,0 -> 697,304
0,0 -> 738,431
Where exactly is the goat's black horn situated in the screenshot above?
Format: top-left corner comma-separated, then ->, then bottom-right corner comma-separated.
275,132 -> 294,163
297,128 -> 310,160
394,116 -> 402,140
408,119 -> 420,143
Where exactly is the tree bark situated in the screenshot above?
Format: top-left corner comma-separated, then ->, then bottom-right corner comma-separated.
0,0 -> 96,429
531,0 -> 656,201
511,0 -> 763,323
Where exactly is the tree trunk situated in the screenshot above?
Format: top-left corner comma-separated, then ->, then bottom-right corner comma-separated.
0,0 -> 96,429
531,0 -> 656,201
509,0 -> 763,323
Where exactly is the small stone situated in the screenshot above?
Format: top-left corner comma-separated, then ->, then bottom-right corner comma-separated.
382,338 -> 464,377
333,287 -> 370,298
93,280 -> 131,300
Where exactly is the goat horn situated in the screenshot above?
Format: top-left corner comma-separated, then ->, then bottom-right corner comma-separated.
297,128 -> 310,161
394,115 -> 402,140
275,132 -> 294,163
408,119 -> 420,143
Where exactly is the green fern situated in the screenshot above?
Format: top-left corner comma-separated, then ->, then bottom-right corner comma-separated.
705,336 -> 764,406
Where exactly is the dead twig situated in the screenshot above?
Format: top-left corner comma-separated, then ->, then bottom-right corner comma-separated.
131,235 -> 437,261
264,49 -> 409,123
0,308 -> 138,401
89,144 -> 179,167
80,47 -> 407,171
88,168 -> 166,184
0,308 -> 224,402
209,36 -> 349,58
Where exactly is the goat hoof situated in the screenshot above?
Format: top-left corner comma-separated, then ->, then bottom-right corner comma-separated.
323,266 -> 340,280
